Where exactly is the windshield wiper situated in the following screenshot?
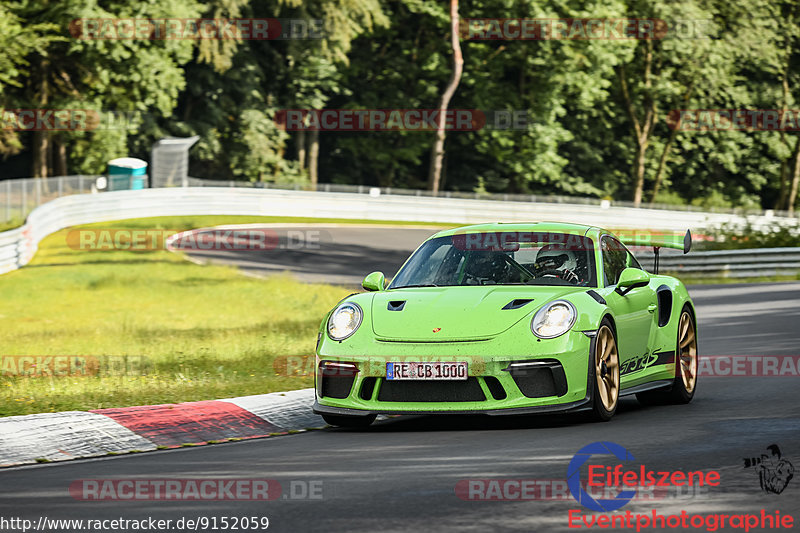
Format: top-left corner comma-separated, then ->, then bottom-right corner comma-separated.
393,283 -> 440,289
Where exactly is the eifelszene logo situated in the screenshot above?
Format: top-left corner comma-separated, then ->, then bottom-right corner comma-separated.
567,441 -> 721,512
568,442 -> 637,512
744,444 -> 795,494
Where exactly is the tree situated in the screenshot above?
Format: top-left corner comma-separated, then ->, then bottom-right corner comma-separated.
280,0 -> 388,185
9,0 -> 200,177
0,4 -> 62,159
427,0 -> 463,194
770,1 -> 800,213
613,0 -> 730,206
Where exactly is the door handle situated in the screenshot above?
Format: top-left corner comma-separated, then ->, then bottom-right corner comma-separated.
647,304 -> 657,313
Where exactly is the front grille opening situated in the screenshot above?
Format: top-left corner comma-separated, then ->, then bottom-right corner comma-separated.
510,364 -> 568,398
320,366 -> 356,399
484,376 -> 507,400
377,378 -> 486,402
359,377 -> 378,400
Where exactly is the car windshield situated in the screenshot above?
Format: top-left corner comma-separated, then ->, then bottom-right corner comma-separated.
389,232 -> 597,288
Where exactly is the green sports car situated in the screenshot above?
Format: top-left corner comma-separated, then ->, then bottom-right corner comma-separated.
313,222 -> 698,427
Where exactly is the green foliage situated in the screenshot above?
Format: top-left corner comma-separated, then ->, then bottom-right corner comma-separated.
651,189 -> 686,206
0,3 -> 64,155
3,0 -> 800,212
690,190 -> 734,210
0,4 -> 60,95
229,108 -> 305,182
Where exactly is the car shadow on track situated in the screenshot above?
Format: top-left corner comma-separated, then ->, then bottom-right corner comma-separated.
324,398 -> 649,432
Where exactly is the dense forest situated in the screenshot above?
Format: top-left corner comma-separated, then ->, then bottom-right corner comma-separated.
1,0 -> 800,212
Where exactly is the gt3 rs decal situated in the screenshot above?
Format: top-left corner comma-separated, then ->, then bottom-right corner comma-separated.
620,351 -> 675,376
652,350 -> 676,366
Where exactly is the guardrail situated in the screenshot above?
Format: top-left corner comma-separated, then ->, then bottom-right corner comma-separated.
186,177 -> 799,218
0,186 -> 797,277
5,175 -> 799,225
659,248 -> 800,278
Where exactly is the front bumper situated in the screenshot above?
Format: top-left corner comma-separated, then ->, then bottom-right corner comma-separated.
314,329 -> 594,415
313,397 -> 592,417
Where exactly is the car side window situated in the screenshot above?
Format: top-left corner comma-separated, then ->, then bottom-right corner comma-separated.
601,236 -> 628,286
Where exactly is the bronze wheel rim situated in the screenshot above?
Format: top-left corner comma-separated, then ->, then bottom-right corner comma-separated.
678,312 -> 698,393
595,325 -> 619,411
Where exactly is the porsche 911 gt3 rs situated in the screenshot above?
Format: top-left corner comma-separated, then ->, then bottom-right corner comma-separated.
313,222 -> 698,427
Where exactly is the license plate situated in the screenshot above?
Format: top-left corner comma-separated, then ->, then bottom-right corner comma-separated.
386,362 -> 468,380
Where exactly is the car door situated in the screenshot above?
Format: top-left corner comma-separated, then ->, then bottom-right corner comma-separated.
601,236 -> 656,374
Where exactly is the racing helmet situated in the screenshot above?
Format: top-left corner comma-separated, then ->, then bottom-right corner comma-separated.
535,244 -> 579,274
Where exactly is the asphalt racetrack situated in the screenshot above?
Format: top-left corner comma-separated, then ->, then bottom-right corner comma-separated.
1,226 -> 799,532
177,224 -> 442,285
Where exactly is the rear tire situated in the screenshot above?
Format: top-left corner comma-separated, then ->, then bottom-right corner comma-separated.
589,318 -> 620,422
322,413 -> 376,428
636,305 -> 697,405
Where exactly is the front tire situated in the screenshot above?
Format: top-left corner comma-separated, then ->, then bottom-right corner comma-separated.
322,413 -> 376,428
589,319 -> 620,422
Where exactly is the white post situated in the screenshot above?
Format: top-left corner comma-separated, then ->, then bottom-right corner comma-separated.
22,180 -> 27,218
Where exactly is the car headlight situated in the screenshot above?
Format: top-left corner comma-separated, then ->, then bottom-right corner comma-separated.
327,302 -> 363,341
531,300 -> 576,339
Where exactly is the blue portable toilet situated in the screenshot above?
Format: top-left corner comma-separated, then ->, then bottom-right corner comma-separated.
107,157 -> 148,191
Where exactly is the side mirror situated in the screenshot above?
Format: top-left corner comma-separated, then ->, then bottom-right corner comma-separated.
616,267 -> 650,295
362,271 -> 386,291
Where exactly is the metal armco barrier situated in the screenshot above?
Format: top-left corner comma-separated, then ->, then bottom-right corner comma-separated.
0,187 -> 796,276
659,248 -> 800,278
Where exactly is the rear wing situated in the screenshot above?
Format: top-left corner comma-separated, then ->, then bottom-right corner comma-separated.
619,229 -> 692,254
619,229 -> 691,274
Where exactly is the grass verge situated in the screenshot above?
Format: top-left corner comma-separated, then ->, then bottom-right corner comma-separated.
0,218 -> 24,232
1,215 -> 445,417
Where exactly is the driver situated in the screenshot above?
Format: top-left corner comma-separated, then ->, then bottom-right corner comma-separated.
534,244 -> 582,284
463,251 -> 509,284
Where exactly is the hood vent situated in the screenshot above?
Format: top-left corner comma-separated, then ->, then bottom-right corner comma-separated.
387,300 -> 406,311
501,298 -> 533,310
